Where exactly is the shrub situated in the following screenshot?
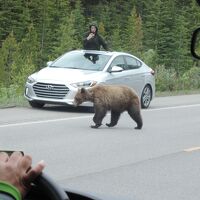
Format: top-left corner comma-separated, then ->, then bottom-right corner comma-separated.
142,49 -> 158,68
181,67 -> 200,90
155,65 -> 180,91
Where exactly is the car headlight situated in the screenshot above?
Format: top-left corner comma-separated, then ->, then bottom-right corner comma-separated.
27,76 -> 36,84
71,80 -> 97,88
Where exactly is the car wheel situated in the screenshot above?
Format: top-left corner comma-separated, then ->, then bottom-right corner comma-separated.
141,85 -> 152,109
29,101 -> 45,108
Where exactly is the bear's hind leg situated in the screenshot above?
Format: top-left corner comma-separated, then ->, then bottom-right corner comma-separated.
127,105 -> 143,129
106,110 -> 121,127
91,107 -> 107,128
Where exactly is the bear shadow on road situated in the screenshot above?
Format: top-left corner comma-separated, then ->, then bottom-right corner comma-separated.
36,104 -> 94,113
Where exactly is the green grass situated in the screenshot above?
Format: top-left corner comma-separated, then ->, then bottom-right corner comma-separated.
0,95 -> 28,108
155,89 -> 200,97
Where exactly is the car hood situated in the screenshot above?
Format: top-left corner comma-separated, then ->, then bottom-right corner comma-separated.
34,67 -> 104,83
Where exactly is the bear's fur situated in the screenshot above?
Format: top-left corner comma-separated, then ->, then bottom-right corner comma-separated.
73,84 -> 143,129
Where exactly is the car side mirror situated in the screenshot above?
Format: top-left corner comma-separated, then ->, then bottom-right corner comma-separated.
191,28 -> 200,59
110,66 -> 123,73
47,61 -> 53,66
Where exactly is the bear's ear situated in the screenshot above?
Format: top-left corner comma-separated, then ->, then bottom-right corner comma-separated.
80,88 -> 86,93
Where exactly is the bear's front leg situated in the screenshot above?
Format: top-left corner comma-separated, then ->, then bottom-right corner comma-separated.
91,107 -> 106,128
91,114 -> 102,128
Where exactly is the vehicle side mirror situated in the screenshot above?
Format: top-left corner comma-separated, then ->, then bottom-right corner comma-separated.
191,28 -> 200,59
110,66 -> 123,73
47,61 -> 53,66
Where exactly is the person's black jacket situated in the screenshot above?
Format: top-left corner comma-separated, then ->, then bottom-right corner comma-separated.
83,24 -> 108,51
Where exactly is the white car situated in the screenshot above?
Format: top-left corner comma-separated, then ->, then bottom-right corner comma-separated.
24,50 -> 155,109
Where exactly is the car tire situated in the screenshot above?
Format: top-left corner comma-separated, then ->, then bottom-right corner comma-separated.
29,101 -> 45,108
141,85 -> 152,109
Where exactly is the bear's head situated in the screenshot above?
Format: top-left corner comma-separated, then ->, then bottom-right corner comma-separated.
73,88 -> 92,106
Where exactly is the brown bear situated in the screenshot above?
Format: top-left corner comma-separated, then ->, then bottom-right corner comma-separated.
73,84 -> 143,129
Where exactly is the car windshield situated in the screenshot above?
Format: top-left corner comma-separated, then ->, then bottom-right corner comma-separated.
50,51 -> 111,71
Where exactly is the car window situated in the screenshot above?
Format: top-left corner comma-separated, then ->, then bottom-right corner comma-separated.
124,56 -> 142,70
109,56 -> 126,69
51,51 -> 111,71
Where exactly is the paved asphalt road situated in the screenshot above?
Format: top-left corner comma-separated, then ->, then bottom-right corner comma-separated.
0,94 -> 200,200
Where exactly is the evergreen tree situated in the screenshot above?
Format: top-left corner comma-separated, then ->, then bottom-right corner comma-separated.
143,0 -> 162,53
0,32 -> 18,87
0,24 -> 40,94
25,0 -> 71,65
71,0 -> 85,48
12,24 -> 39,77
45,0 -> 71,53
11,24 -> 39,92
188,0 -> 200,36
124,7 -> 143,57
19,24 -> 40,65
94,2 -> 110,37
0,0 -> 30,43
53,12 -> 78,59
155,0 -> 177,67
108,0 -> 133,31
111,25 -> 123,51
172,12 -> 192,72
25,0 -> 50,65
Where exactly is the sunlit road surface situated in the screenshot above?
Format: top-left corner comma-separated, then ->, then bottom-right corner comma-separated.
0,94 -> 200,200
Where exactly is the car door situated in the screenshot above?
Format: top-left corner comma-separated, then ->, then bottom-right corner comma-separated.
123,55 -> 145,96
104,55 -> 128,85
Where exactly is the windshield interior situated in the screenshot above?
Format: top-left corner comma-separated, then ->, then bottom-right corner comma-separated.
51,51 -> 111,71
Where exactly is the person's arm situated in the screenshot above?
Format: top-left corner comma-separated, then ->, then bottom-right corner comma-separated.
0,152 -> 45,200
83,32 -> 96,49
83,32 -> 91,49
98,35 -> 108,51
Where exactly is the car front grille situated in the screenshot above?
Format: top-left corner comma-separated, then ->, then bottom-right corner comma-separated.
33,82 -> 69,99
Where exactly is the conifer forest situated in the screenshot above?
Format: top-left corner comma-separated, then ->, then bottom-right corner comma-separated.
0,0 -> 200,100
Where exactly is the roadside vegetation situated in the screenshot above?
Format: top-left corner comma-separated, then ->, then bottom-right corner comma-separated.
0,0 -> 200,107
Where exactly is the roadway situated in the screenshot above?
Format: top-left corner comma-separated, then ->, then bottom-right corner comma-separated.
0,94 -> 200,200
